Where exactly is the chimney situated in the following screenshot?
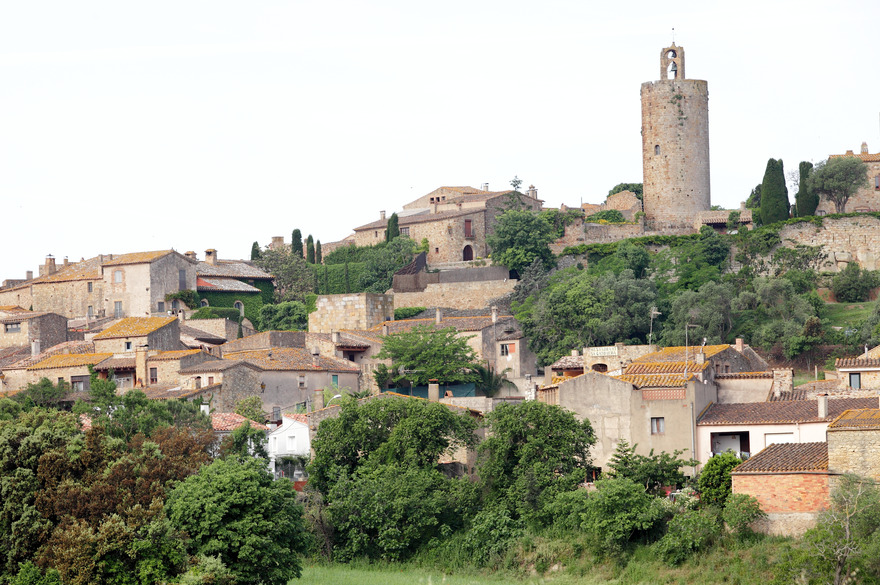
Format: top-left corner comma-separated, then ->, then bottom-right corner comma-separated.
312,388 -> 324,410
491,306 -> 498,324
818,393 -> 828,419
695,352 -> 706,365
30,340 -> 40,357
772,368 -> 794,396
184,251 -> 197,261
205,249 -> 218,266
40,255 -> 57,277
380,210 -> 386,220
861,142 -> 869,154
481,183 -> 489,191
428,382 -> 440,402
571,349 -> 579,357
135,347 -> 148,387
25,271 -> 33,281
435,308 -> 442,324
311,346 -> 320,368
735,338 -> 744,353
331,331 -> 340,343
270,236 -> 284,249
382,323 -> 389,335
63,257 -> 69,267
845,150 -> 854,155
527,185 -> 538,199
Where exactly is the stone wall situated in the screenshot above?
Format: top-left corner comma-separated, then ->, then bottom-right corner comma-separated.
221,331 -> 306,353
776,216 -> 880,272
210,366 -> 263,412
392,280 -> 516,311
0,313 -> 67,350
309,293 -> 393,334
815,156 -> 880,215
828,428 -> 880,480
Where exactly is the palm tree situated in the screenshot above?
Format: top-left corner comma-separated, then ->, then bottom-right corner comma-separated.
473,365 -> 516,397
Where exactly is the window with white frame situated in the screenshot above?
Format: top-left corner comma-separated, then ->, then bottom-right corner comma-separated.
650,417 -> 665,434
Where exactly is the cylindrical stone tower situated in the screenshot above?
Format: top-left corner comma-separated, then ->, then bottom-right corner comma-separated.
641,44 -> 710,228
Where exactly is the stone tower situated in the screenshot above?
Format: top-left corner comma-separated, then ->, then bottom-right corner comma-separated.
641,44 -> 710,227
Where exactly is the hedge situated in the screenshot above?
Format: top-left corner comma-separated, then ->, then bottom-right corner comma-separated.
309,262 -> 368,295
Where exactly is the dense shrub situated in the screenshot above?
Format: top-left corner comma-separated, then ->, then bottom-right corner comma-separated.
587,209 -> 626,223
698,452 -> 743,506
654,508 -> 722,565
832,262 -> 878,302
723,493 -> 766,537
394,306 -> 427,320
580,478 -> 662,556
462,506 -> 524,565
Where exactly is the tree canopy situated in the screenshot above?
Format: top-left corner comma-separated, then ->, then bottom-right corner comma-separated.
794,161 -> 818,217
385,212 -> 400,242
253,247 -> 315,303
359,236 -> 415,294
486,209 -> 555,273
291,228 -> 303,258
809,156 -> 870,214
759,158 -> 790,225
375,325 -> 480,387
608,182 -> 643,200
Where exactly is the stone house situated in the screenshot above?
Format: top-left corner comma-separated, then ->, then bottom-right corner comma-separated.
0,250 -> 198,321
834,345 -> 880,390
92,316 -> 183,354
308,293 -> 393,334
351,185 -> 542,265
696,395 -> 878,462
0,340 -> 95,394
815,143 -> 880,215
176,359 -> 264,412
188,249 -> 274,327
732,407 -> 880,536
0,306 -> 68,355
22,352 -> 113,394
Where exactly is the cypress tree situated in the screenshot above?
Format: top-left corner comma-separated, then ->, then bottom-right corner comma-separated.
306,235 -> 315,264
386,213 -> 400,242
759,158 -> 790,225
292,229 -> 303,258
795,161 -> 818,217
250,241 -> 261,261
344,261 -> 351,293
315,240 -> 323,264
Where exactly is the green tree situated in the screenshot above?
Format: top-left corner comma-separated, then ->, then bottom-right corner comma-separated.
809,156 -> 870,214
167,457 -> 306,584
253,247 -> 315,303
587,209 -> 626,223
234,396 -> 264,422
375,325 -> 479,387
486,209 -> 555,273
385,212 -> 400,242
605,439 -> 697,496
608,182 -> 643,200
359,236 -> 415,293
698,451 -> 743,505
250,241 -> 261,261
306,235 -> 315,264
832,262 -> 878,302
580,477 -> 661,556
259,300 -> 309,330
291,229 -> 303,258
759,158 -> 789,225
794,161 -> 818,217
219,420 -> 269,460
722,493 -> 766,538
661,280 -> 735,346
473,365 -> 516,397
315,240 -> 322,264
479,401 -> 595,524
510,175 -> 523,191
14,378 -> 69,408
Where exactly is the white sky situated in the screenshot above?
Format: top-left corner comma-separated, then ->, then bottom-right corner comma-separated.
2,0 -> 879,279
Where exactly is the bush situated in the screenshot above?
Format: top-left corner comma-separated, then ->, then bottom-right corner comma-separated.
189,307 -> 241,322
545,489 -> 592,533
698,452 -> 743,506
462,507 -> 524,565
587,209 -> 626,223
654,508 -> 722,565
723,493 -> 766,537
832,262 -> 878,302
580,478 -> 662,556
394,306 -> 427,320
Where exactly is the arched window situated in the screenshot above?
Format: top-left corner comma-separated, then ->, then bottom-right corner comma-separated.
592,363 -> 608,373
654,144 -> 660,155
233,301 -> 244,316
200,299 -> 209,307
195,376 -> 202,389
462,245 -> 474,261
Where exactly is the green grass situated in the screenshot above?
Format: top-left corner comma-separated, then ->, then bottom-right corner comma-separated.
297,564 -> 588,584
823,301 -> 874,328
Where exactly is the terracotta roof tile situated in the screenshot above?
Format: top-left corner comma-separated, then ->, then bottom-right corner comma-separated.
211,412 -> 268,431
828,408 -> 880,430
222,348 -> 359,372
615,373 -> 692,388
139,384 -> 213,400
93,317 -> 177,340
354,208 -> 482,231
699,398 -> 879,425
102,250 -> 176,266
8,341 -> 96,369
179,359 -> 262,374
368,315 -> 513,335
282,413 -> 310,424
180,324 -> 226,343
28,256 -> 103,284
92,357 -> 136,370
550,355 -> 584,370
836,357 -> 880,369
27,353 -> 112,371
733,442 -> 828,474
197,260 -> 272,279
716,371 -> 772,379
829,152 -> 880,163
633,344 -> 730,363
768,389 -> 810,402
196,277 -> 262,293
625,361 -> 707,375
149,349 -> 202,361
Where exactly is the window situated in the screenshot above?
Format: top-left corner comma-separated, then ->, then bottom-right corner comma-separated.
87,305 -> 94,318
332,374 -> 339,387
124,341 -> 132,351
87,282 -> 93,293
114,270 -> 123,283
435,248 -> 439,254
208,376 -> 214,385
149,367 -> 158,384
400,227 -> 410,236
171,300 -> 179,310
298,375 -> 306,388
651,417 -> 665,434
179,269 -> 187,290
4,323 -> 21,333
272,406 -> 281,420
71,375 -> 89,392
114,301 -> 123,318
233,301 -> 244,316
200,299 -> 209,307
850,372 -> 862,389
157,301 -> 165,313
875,176 -> 880,190
195,376 -> 202,389
500,343 -> 515,356
464,219 -> 473,238
654,145 -> 660,155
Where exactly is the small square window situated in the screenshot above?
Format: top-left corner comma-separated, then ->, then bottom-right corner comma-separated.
157,302 -> 165,313
114,270 -> 123,283
125,341 -> 132,351
651,417 -> 665,434
850,373 -> 862,390
150,368 -> 158,384
4,323 -> 21,333
208,376 -> 214,385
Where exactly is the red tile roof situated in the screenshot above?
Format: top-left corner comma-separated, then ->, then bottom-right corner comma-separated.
633,345 -> 730,363
27,353 -> 112,371
828,408 -> 880,430
625,361 -> 707,375
616,373 -> 693,388
550,355 -> 584,370
93,317 -> 177,340
222,348 -> 359,372
836,357 -> 880,369
699,398 -> 879,425
211,412 -> 268,431
733,442 -> 828,474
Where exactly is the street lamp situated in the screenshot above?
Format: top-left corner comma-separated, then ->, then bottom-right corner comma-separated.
648,307 -> 662,345
326,393 -> 343,407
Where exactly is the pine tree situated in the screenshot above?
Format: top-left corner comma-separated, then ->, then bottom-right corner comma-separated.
315,240 -> 322,264
291,229 -> 303,258
759,158 -> 790,225
250,241 -> 261,261
385,213 -> 400,242
306,235 -> 315,264
795,161 -> 818,217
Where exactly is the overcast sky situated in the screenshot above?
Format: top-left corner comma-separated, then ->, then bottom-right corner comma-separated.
2,0 -> 878,279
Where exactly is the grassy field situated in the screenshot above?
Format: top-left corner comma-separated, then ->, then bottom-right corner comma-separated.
297,565 -> 579,585
823,301 -> 874,328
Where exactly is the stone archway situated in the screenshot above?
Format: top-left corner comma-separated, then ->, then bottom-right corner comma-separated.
462,245 -> 474,261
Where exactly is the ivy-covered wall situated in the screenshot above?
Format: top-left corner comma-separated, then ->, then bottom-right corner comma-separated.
198,290 -> 265,330
309,262 -> 367,295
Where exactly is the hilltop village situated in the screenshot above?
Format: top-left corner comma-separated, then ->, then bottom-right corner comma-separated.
4,45 -> 880,583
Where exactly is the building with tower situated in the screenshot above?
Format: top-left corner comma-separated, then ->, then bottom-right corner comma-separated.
641,43 -> 711,228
